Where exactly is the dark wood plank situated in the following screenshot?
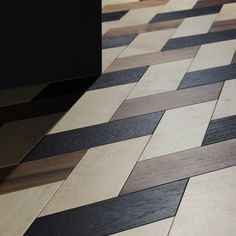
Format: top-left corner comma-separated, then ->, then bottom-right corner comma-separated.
102,11 -> 128,22
232,50 -> 236,64
112,82 -> 223,121
193,0 -> 235,9
106,46 -> 199,72
0,113 -> 64,168
150,5 -> 221,23
103,19 -> 182,38
179,64 -> 236,89
24,112 -> 164,162
89,66 -> 148,90
209,19 -> 236,33
0,150 -> 86,195
24,179 -> 188,236
102,34 -> 137,49
162,29 -> 236,51
121,138 -> 236,195
202,115 -> 236,145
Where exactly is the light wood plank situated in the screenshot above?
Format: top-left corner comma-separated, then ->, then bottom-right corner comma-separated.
215,2 -> 236,22
103,47 -> 126,72
213,79 -> 236,119
49,84 -> 135,134
111,217 -> 173,236
141,101 -> 216,161
169,166 -> 236,236
0,182 -> 62,236
102,0 -> 138,8
160,0 -> 198,13
172,14 -> 216,38
40,136 -> 150,216
119,29 -> 175,57
188,39 -> 236,72
128,59 -> 192,99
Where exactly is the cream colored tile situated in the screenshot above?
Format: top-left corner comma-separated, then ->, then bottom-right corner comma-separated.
160,0 -> 198,13
103,46 -> 126,72
169,166 -> 236,236
0,182 -> 62,236
172,14 -> 216,38
141,101 -> 216,161
102,21 -> 119,35
128,59 -> 192,99
188,39 -> 236,72
49,84 -> 135,134
111,217 -> 173,236
40,136 -> 150,216
119,29 -> 175,58
0,84 -> 47,107
213,79 -> 236,119
215,2 -> 236,21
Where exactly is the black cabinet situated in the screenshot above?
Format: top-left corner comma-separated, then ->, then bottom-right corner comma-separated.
1,1 -> 101,89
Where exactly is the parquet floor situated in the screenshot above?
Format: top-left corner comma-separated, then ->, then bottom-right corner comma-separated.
1,0 -> 236,235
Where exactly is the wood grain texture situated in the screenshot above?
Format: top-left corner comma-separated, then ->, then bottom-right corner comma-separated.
202,114 -> 236,145
121,138 -> 236,195
169,166 -> 236,236
162,29 -> 236,51
25,179 -> 188,236
24,112 -> 164,161
140,101 -> 216,160
0,84 -> 47,107
213,79 -> 236,119
119,29 -> 175,57
103,19 -> 182,38
215,2 -> 236,21
150,5 -> 221,23
159,0 -> 198,13
40,136 -> 150,216
179,63 -> 236,89
127,59 -> 192,99
209,19 -> 236,32
0,150 -> 86,195
89,66 -> 148,90
0,113 -> 63,168
172,14 -> 216,38
188,39 -> 236,72
111,217 -> 173,236
106,46 -> 199,72
0,182 -> 62,236
102,11 -> 128,22
112,82 -> 222,121
49,84 -> 135,133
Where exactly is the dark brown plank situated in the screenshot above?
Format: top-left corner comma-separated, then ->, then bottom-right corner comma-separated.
103,19 -> 182,38
106,46 -> 199,73
121,138 -> 236,195
0,150 -> 86,195
112,82 -> 223,121
209,19 -> 236,33
193,0 -> 236,9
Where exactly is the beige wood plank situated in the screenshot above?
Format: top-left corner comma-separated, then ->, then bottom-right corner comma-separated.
0,84 -> 47,107
119,29 -> 175,58
188,39 -> 236,72
102,0 -> 139,8
49,84 -> 135,134
40,136 -> 150,216
0,182 -> 62,236
213,79 -> 236,119
215,2 -> 236,22
160,0 -> 198,13
103,47 -> 126,72
111,217 -> 173,236
169,166 -> 236,236
141,101 -> 216,161
128,59 -> 192,99
172,14 -> 216,38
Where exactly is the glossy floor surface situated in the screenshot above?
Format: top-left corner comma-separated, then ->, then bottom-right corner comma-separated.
1,0 -> 236,235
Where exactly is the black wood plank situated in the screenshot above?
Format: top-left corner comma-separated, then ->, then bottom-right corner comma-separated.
102,34 -> 137,49
102,11 -> 128,22
89,66 -> 148,90
178,64 -> 236,89
202,115 -> 236,145
24,179 -> 188,236
162,29 -> 236,51
150,5 -> 221,23
24,111 -> 164,161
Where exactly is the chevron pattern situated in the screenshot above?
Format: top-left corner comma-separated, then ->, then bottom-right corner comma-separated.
1,0 -> 236,235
